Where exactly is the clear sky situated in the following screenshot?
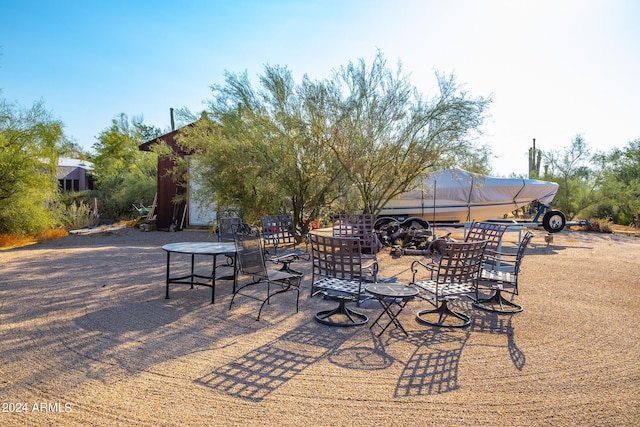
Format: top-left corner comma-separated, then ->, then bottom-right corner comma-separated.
1,0 -> 638,176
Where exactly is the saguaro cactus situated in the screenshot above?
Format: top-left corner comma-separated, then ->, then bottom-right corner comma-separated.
529,138 -> 541,178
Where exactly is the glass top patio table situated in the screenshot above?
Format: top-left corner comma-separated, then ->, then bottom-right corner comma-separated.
162,242 -> 237,304
162,242 -> 236,255
365,282 -> 419,336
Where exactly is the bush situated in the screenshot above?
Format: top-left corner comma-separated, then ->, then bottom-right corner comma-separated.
61,201 -> 99,230
582,218 -> 614,233
0,188 -> 60,235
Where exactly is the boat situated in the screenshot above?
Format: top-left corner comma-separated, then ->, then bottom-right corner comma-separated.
378,168 -> 560,225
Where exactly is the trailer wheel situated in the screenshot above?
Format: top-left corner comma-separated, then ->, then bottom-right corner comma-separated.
374,217 -> 399,230
400,217 -> 430,230
542,210 -> 566,233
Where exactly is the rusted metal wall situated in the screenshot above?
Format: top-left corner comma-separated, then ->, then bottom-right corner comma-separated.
139,127 -> 190,231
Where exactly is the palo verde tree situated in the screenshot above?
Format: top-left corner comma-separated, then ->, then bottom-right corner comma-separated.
0,98 -> 64,234
325,53 -> 492,215
178,53 -> 491,233
542,134 -> 596,220
91,113 -> 161,218
176,66 -> 349,235
590,138 -> 640,226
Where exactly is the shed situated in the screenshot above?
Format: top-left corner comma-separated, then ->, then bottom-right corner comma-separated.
138,123 -> 216,231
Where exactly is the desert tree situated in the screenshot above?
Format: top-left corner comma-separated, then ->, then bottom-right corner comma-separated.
542,134 -> 596,219
0,98 -> 64,234
177,66 -> 349,235
91,113 -> 161,218
177,53 -> 491,232
589,138 -> 640,226
324,52 -> 492,215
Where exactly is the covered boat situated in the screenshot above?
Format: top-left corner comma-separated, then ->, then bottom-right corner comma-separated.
378,168 -> 560,224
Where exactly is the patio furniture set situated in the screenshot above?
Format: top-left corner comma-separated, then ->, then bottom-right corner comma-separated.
162,215 -> 534,334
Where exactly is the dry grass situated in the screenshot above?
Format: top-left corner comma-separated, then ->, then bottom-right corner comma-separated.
581,218 -> 640,237
582,217 -> 615,233
0,228 -> 68,249
0,233 -> 37,249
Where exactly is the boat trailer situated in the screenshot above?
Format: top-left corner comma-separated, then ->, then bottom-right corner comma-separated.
374,207 -> 585,257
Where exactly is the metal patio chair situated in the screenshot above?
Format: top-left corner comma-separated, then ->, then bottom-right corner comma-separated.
331,213 -> 380,259
465,221 -> 508,254
217,216 -> 243,265
229,229 -> 303,321
260,214 -> 309,273
474,230 -> 535,313
218,216 -> 243,243
411,240 -> 487,327
309,233 -> 378,327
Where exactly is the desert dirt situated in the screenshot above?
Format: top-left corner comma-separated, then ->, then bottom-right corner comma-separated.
1,225 -> 639,426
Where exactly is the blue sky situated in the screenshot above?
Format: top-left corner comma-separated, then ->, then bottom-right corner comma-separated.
1,0 -> 639,176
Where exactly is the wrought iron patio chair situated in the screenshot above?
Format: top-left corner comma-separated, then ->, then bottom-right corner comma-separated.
229,229 -> 303,321
411,240 -> 487,327
465,221 -> 508,254
260,214 -> 309,273
331,213 -> 380,259
218,216 -> 243,243
473,230 -> 535,313
464,220 -> 510,276
217,216 -> 243,265
309,233 -> 378,327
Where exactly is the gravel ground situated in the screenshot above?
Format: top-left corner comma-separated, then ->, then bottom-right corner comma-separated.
1,226 -> 639,426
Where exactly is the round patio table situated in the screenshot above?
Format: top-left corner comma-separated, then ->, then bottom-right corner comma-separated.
162,242 -> 237,304
365,282 -> 419,336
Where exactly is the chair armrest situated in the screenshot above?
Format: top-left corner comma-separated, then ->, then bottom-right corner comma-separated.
484,248 -> 518,259
483,249 -> 517,270
273,253 -> 298,263
361,260 -> 379,281
410,259 -> 438,282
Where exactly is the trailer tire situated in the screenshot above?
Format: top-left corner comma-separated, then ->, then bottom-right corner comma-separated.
542,210 -> 566,233
400,217 -> 430,230
374,217 -> 399,230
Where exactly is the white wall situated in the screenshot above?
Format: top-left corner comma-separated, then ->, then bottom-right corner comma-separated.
187,157 -> 217,227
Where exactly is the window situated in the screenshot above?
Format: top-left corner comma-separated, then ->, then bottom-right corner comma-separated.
58,179 -> 80,193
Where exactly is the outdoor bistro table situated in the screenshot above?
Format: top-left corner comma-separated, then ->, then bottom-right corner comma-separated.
365,282 -> 419,336
162,242 -> 237,304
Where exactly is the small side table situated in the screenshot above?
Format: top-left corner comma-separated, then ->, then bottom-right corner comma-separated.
365,283 -> 419,336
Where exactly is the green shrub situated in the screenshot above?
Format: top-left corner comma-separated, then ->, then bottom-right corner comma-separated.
61,201 -> 99,230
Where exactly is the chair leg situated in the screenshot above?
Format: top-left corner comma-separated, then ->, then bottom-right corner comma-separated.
256,282 -> 300,321
229,277 -> 263,310
473,289 -> 523,313
277,260 -> 302,275
416,300 -> 470,327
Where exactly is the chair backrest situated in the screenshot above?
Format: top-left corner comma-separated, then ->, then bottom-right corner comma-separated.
465,222 -> 508,253
218,216 -> 243,243
513,230 -> 535,272
310,234 -> 363,281
435,240 -> 487,287
260,214 -> 297,251
331,213 -> 378,255
234,231 -> 268,279
480,230 -> 534,291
